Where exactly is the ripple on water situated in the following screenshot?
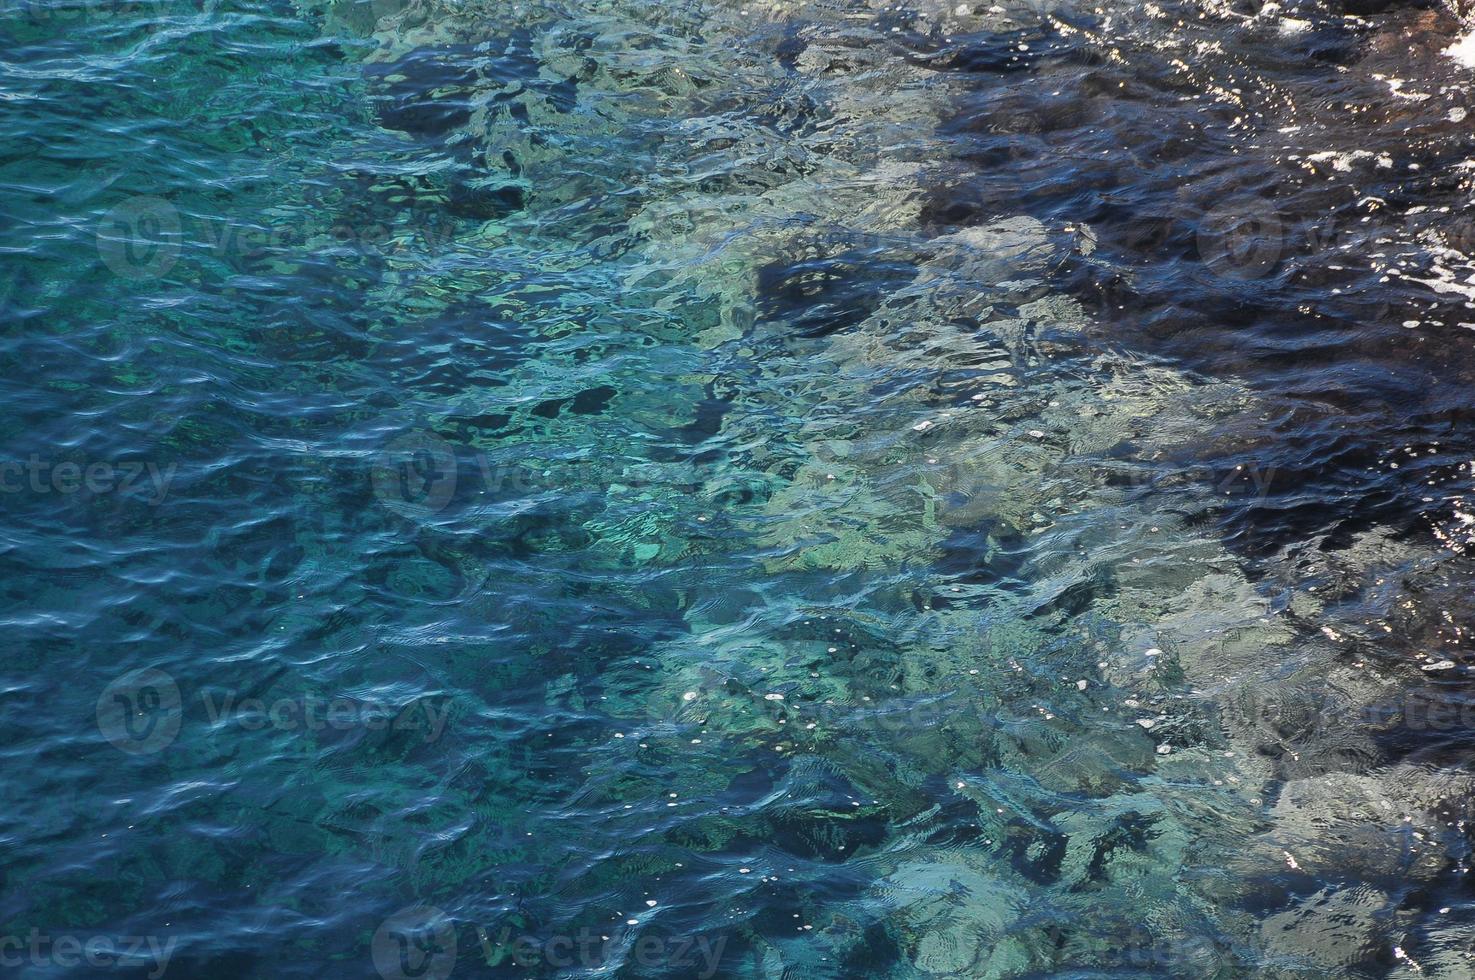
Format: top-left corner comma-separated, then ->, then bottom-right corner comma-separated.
6,0 -> 1475,975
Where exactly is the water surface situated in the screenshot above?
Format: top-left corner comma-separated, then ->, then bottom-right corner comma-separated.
5,0 -> 1475,975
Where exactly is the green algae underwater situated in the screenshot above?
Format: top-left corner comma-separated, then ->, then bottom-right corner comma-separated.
7,0 -> 1475,974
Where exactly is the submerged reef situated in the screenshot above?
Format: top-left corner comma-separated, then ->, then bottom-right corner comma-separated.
10,0 -> 1475,973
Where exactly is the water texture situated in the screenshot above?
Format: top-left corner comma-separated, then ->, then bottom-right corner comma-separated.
5,0 -> 1475,975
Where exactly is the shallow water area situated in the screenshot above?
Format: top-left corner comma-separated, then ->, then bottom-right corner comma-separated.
6,0 -> 1475,975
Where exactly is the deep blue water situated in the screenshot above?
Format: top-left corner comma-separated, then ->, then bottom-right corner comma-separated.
7,0 -> 1475,975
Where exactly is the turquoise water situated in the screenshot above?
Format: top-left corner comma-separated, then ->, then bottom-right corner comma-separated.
7,0 -> 1475,975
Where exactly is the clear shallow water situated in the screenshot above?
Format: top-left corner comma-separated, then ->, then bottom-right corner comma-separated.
7,0 -> 1475,975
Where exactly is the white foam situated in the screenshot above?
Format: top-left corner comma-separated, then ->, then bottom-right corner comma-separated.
1378,76 -> 1431,102
1307,149 -> 1381,172
1445,29 -> 1475,69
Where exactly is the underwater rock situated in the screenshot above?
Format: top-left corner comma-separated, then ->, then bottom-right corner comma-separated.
1254,768 -> 1469,883
330,1 -> 1475,974
878,855 -> 1028,976
445,178 -> 527,219
1259,884 -> 1389,973
365,44 -> 485,136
